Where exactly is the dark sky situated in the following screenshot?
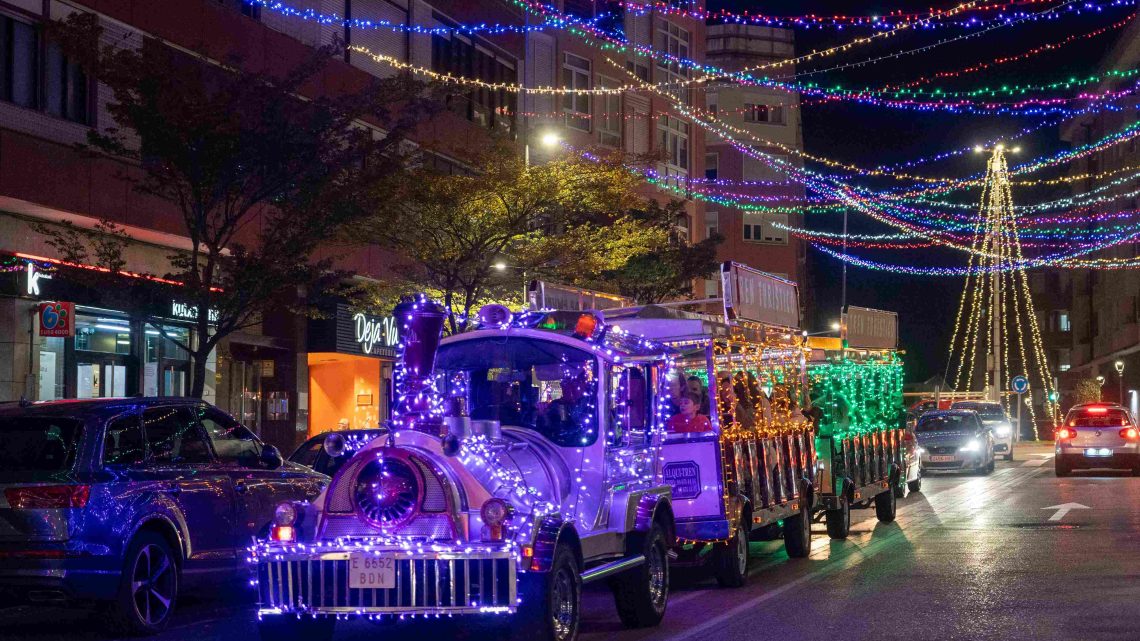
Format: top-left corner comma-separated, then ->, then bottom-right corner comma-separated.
707,0 -> 1129,382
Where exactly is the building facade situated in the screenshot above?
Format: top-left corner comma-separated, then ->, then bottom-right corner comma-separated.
1047,18 -> 1140,412
702,24 -> 808,307
0,0 -> 722,450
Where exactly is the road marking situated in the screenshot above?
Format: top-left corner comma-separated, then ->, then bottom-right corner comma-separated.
662,465 -> 1045,641
1042,502 -> 1089,521
1023,457 -> 1052,466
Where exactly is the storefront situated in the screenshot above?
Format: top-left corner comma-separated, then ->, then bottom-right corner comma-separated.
306,303 -> 399,436
0,253 -> 216,403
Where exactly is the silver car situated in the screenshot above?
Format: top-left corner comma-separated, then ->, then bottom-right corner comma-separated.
1055,403 -> 1140,476
914,410 -> 995,475
951,401 -> 1015,461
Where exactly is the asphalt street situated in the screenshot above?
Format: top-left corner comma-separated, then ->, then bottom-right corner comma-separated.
4,444 -> 1139,641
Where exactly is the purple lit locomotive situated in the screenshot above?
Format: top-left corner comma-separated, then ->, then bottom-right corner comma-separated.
252,300 -> 676,641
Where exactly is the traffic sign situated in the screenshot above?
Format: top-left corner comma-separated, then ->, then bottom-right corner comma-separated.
1011,375 -> 1029,394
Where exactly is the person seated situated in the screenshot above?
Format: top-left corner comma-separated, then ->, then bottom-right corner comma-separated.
687,376 -> 710,415
667,392 -> 713,434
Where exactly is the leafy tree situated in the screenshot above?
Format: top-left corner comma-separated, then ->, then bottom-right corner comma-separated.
41,14 -> 436,398
598,200 -> 723,304
1072,377 -> 1102,405
360,143 -> 655,332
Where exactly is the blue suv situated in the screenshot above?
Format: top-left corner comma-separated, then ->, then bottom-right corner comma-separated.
0,398 -> 327,634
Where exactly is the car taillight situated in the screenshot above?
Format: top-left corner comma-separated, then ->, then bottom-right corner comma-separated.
1120,427 -> 1139,440
1056,427 -> 1076,440
4,485 -> 90,509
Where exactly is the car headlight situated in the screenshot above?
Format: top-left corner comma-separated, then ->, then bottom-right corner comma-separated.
994,424 -> 1011,438
959,439 -> 982,453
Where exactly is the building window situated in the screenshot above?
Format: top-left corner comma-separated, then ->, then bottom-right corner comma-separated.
705,152 -> 718,180
1053,311 -> 1071,333
655,20 -> 690,103
657,115 -> 689,179
626,60 -> 650,82
704,278 -> 718,297
743,212 -> 788,244
597,75 -> 621,147
707,91 -> 718,116
0,15 -> 89,124
431,33 -> 516,133
704,210 -> 719,240
562,53 -> 591,132
744,103 -> 785,125
1057,349 -> 1071,372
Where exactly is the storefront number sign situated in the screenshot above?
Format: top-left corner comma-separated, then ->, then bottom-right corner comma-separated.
38,302 -> 75,337
354,313 -> 398,355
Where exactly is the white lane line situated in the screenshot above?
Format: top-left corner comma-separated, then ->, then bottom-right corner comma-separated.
664,465 -> 1044,641
1023,457 -> 1052,466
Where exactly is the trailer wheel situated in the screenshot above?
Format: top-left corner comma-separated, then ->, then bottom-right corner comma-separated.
782,501 -> 812,558
611,521 -> 669,628
825,496 -> 850,540
714,525 -> 749,588
874,484 -> 897,523
907,477 -> 922,494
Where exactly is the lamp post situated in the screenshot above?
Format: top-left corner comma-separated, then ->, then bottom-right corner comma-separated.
1115,359 -> 1125,404
494,261 -> 529,305
525,131 -> 562,167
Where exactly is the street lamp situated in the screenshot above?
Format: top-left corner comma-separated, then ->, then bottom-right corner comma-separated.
493,261 -> 528,303
525,131 -> 562,167
830,321 -> 841,331
1115,359 -> 1125,404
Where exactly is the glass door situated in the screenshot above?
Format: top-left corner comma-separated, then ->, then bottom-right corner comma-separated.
229,359 -> 263,436
73,314 -> 135,398
145,324 -> 192,397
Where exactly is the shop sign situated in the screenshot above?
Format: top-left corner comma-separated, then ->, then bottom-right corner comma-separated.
26,263 -> 52,296
170,300 -> 219,324
662,461 -> 702,500
720,261 -> 800,329
843,306 -> 898,350
38,301 -> 75,337
354,313 -> 398,355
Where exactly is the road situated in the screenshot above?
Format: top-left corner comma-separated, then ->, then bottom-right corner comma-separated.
5,444 -> 1140,641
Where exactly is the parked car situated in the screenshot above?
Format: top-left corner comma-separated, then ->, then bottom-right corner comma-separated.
914,410 -> 995,475
1055,403 -> 1140,476
951,401 -> 1015,460
0,397 -> 328,635
288,428 -> 386,476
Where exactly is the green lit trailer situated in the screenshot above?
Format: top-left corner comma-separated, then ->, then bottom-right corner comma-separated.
806,307 -> 908,538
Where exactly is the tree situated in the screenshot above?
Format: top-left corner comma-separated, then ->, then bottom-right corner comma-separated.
42,14 -> 436,398
599,200 -> 723,304
1072,378 -> 1102,405
360,143 -> 659,332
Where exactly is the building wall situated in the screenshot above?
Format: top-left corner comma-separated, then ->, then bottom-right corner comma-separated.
1052,18 -> 1140,408
703,24 -> 807,307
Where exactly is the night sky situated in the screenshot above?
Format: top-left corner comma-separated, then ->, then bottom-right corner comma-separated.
707,0 -> 1129,382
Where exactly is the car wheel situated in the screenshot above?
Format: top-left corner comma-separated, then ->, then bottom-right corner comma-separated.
257,615 -> 336,641
714,524 -> 749,587
874,485 -> 897,523
105,531 -> 179,635
985,453 -> 995,474
825,495 -> 850,540
907,477 -> 922,493
611,521 -> 669,627
782,501 -> 812,558
1055,456 -> 1070,477
1004,445 -> 1014,462
516,545 -> 581,641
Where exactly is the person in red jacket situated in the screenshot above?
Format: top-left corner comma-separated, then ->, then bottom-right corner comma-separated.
667,392 -> 713,434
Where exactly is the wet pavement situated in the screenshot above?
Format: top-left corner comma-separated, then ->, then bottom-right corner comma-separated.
4,443 -> 1139,641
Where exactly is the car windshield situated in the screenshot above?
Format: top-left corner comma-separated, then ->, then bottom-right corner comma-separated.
290,430 -> 385,476
916,414 -> 975,433
0,416 -> 83,471
1068,408 -> 1130,427
435,337 -> 598,447
953,403 -> 1005,421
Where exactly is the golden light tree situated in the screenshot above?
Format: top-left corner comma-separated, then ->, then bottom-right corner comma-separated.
945,145 -> 1060,438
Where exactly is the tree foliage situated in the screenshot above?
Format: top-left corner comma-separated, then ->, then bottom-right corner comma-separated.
43,14 -> 436,397
360,143 -> 664,332
1072,378 -> 1102,405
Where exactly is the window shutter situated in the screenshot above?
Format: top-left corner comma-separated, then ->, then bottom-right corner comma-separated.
350,0 -> 409,78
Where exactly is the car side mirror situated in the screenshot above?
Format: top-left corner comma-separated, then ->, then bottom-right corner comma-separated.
261,444 -> 283,470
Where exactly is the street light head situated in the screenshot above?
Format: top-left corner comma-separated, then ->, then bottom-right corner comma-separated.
973,145 -> 984,153
995,144 -> 1005,151
830,321 -> 841,331
540,131 -> 561,148
493,261 -> 508,271
1115,359 -> 1125,373
1011,146 -> 1022,154
1097,375 -> 1106,386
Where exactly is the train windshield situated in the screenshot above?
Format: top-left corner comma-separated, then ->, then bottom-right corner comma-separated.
436,337 -> 599,447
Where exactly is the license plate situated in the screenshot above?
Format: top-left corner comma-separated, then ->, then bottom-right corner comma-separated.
1084,448 -> 1113,457
348,553 -> 396,589
929,455 -> 957,463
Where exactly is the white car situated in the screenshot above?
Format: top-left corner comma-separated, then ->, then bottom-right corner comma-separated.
1055,403 -> 1140,476
951,401 -> 1014,461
